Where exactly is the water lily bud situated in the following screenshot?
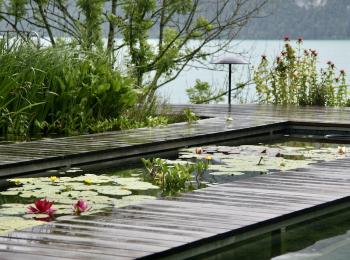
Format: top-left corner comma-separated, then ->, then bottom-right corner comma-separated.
84,178 -> 93,185
50,176 -> 58,182
205,155 -> 212,161
195,147 -> 203,154
73,199 -> 90,215
338,146 -> 346,155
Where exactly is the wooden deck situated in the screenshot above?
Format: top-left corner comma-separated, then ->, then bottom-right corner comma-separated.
2,158 -> 350,259
1,104 -> 350,177
1,104 -> 350,259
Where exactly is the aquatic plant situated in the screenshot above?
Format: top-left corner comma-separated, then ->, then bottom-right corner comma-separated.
338,146 -> 346,155
141,157 -> 209,194
254,37 -> 349,106
195,147 -> 203,154
180,143 -> 350,182
73,199 -> 90,215
84,178 -> 93,185
27,198 -> 56,217
0,170 -> 158,234
50,176 -> 58,182
193,160 -> 209,186
183,108 -> 199,124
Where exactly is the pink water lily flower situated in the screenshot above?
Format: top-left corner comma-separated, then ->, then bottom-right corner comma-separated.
28,198 -> 56,216
73,199 -> 90,215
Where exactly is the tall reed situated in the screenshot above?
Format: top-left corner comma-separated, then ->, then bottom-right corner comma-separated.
0,40 -> 136,137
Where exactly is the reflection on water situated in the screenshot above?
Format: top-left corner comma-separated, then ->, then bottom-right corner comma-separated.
196,207 -> 350,260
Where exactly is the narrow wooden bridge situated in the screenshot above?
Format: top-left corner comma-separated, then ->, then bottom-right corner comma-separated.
1,104 -> 350,259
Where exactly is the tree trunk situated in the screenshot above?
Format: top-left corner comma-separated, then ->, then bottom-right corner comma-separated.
37,2 -> 56,46
107,0 -> 118,55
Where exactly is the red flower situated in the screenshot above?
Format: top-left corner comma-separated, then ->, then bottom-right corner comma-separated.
28,198 -> 56,216
73,199 -> 90,215
283,35 -> 290,41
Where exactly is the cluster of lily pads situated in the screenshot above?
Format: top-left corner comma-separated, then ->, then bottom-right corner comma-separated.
0,169 -> 158,235
178,142 -> 349,183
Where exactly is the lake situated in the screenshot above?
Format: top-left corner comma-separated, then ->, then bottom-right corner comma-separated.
158,40 -> 350,104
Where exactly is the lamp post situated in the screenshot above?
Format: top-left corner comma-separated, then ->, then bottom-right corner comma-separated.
212,55 -> 249,106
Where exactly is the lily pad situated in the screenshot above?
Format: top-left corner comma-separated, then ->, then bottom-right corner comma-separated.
0,206 -> 26,215
0,217 -> 41,235
0,189 -> 22,196
210,171 -> 245,176
114,195 -> 156,208
97,186 -> 132,196
116,178 -> 159,190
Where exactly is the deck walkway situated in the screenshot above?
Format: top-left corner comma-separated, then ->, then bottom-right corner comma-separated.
1,104 -> 350,177
1,104 -> 350,259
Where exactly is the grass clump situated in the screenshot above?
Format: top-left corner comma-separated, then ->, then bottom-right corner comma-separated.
0,40 -> 137,137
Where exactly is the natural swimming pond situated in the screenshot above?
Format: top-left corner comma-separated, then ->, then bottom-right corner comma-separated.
196,207 -> 350,260
0,138 -> 349,256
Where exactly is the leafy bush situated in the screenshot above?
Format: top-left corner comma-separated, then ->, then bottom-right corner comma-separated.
183,108 -> 199,124
254,37 -> 348,106
0,40 -> 136,137
186,79 -> 224,104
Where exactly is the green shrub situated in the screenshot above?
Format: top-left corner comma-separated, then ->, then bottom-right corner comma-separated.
186,79 -> 224,104
183,108 -> 199,124
0,40 -> 136,137
254,38 -> 348,106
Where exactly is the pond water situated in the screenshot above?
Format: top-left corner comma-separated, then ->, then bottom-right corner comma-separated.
0,139 -> 348,247
197,207 -> 350,260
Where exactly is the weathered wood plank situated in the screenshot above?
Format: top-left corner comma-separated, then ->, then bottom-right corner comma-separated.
1,104 -> 350,259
